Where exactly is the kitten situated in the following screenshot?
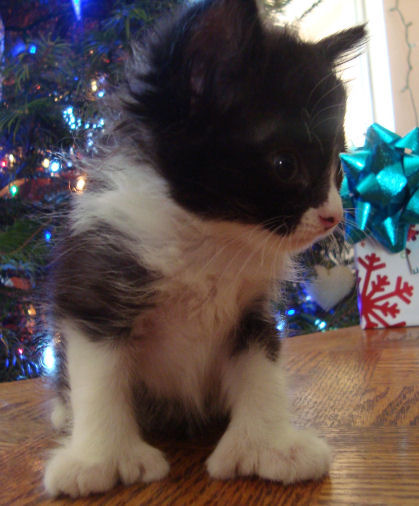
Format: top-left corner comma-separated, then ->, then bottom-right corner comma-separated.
44,0 -> 365,497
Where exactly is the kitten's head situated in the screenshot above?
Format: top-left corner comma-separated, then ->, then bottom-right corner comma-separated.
122,0 -> 366,251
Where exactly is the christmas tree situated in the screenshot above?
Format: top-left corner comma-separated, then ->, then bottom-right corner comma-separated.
0,0 -> 359,382
0,0 -> 184,381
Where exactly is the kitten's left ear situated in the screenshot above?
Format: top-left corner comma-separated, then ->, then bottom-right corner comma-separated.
316,25 -> 367,65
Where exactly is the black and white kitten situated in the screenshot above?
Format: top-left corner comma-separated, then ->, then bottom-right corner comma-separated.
44,0 -> 365,497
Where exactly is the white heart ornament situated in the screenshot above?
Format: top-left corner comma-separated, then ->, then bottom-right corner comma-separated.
304,265 -> 355,311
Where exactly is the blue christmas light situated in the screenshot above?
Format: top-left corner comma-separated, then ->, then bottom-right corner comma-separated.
287,308 -> 296,316
63,106 -> 82,130
72,0 -> 82,20
44,230 -> 52,242
50,160 -> 61,173
12,42 -> 26,57
275,311 -> 286,331
28,44 -> 37,54
97,90 -> 105,98
276,320 -> 286,331
315,319 -> 327,330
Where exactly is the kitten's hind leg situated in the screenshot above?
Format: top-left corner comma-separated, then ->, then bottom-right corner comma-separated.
44,324 -> 169,498
207,342 -> 331,483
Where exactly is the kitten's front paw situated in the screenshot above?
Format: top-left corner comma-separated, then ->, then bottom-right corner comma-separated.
207,428 -> 331,484
44,447 -> 117,498
44,441 -> 169,497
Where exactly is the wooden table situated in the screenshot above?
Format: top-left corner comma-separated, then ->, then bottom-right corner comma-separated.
1,326 -> 418,505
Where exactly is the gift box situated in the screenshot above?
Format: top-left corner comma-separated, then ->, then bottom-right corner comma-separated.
354,228 -> 419,328
340,123 -> 419,329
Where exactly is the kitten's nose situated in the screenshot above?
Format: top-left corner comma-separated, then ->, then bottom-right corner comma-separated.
319,214 -> 339,228
317,182 -> 343,230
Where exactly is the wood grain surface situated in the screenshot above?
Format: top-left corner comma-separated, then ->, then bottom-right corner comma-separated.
0,326 -> 418,505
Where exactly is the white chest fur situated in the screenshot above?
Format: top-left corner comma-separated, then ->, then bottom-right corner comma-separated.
129,249 -> 277,413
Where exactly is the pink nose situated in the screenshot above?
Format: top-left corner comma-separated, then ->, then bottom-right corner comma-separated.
319,214 -> 339,229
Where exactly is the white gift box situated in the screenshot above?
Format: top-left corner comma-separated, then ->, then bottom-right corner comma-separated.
355,227 -> 419,328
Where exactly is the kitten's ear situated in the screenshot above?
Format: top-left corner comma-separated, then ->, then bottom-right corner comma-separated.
180,0 -> 262,96
316,25 -> 367,65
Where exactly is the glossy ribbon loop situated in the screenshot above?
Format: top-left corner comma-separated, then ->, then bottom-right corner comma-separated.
340,123 -> 419,253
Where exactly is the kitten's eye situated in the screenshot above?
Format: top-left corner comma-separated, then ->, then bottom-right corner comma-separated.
272,152 -> 300,182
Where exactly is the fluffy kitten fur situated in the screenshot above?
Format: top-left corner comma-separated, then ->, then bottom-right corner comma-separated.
44,0 -> 365,497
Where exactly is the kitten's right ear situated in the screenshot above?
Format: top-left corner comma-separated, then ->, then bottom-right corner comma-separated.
176,0 -> 262,98
316,25 -> 367,65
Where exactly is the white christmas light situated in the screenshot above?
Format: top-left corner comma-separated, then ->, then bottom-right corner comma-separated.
42,345 -> 56,372
76,176 -> 86,191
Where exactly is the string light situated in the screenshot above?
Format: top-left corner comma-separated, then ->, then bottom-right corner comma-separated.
10,185 -> 18,196
49,160 -> 61,173
72,0 -> 82,20
44,230 -> 52,242
27,305 -> 37,316
315,319 -> 327,330
276,320 -> 286,331
76,176 -> 86,191
63,106 -> 82,130
390,0 -> 419,127
42,344 -> 56,372
42,157 -> 50,169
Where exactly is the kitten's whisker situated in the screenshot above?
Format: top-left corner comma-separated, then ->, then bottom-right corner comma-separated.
310,103 -> 344,127
309,80 -> 346,123
311,111 -> 346,132
305,71 -> 337,110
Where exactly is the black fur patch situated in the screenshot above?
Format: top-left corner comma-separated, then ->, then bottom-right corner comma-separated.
49,223 -> 156,341
233,301 -> 280,361
120,0 -> 366,235
133,382 -> 229,440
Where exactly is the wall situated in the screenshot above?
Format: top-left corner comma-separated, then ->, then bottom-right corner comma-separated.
383,0 -> 419,135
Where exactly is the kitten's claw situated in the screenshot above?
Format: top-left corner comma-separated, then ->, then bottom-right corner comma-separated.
207,428 -> 331,484
44,441 -> 169,497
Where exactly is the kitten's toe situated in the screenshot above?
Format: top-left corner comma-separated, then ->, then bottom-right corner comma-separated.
44,447 -> 117,498
207,427 -> 331,483
44,441 -> 170,497
258,429 -> 332,483
118,442 -> 170,484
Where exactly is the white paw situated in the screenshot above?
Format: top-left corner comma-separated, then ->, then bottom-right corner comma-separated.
44,441 -> 169,497
207,428 -> 331,484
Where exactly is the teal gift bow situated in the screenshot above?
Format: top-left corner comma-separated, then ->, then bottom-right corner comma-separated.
340,123 -> 419,253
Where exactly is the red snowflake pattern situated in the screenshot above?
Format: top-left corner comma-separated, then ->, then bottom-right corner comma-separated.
407,225 -> 419,242
357,252 -> 414,328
